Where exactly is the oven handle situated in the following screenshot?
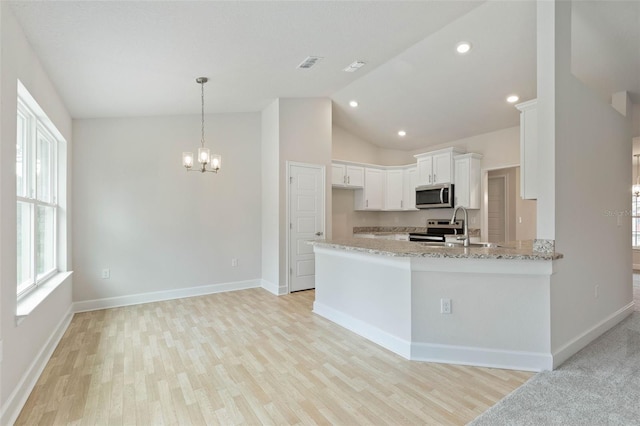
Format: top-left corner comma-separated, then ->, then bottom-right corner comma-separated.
440,187 -> 444,204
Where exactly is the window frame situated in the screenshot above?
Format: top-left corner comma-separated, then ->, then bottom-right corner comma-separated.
16,97 -> 59,298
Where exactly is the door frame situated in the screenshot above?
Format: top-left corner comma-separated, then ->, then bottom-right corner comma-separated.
286,161 -> 326,294
487,175 -> 508,242
481,164 -> 518,242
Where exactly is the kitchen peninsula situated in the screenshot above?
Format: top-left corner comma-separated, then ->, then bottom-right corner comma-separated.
311,238 -> 562,372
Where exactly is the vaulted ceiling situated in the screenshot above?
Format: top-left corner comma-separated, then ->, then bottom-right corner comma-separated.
9,1 -> 640,151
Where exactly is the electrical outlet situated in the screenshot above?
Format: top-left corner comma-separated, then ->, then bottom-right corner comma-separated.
519,216 -> 523,224
231,258 -> 239,267
101,268 -> 110,279
440,298 -> 452,314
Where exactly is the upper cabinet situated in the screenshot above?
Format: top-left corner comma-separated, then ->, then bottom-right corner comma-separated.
332,162 -> 364,188
415,147 -> 465,186
454,153 -> 483,209
402,167 -> 418,211
354,167 -> 384,210
515,99 -> 537,200
384,169 -> 404,210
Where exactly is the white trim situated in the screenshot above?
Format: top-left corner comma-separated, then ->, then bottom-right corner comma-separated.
0,306 -> 74,426
73,279 -> 261,313
286,161 -> 326,294
552,302 -> 635,369
16,271 -> 73,322
410,342 -> 551,372
313,300 -> 549,371
261,279 -> 287,296
313,301 -> 412,359
481,163 -> 520,242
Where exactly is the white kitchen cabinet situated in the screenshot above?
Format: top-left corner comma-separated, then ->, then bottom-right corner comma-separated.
355,168 -> 384,210
384,169 -> 404,210
331,162 -> 364,188
402,166 -> 418,210
515,99 -> 537,199
454,153 -> 483,209
415,147 -> 464,186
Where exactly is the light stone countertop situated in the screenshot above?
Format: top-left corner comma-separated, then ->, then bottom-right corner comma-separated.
311,238 -> 563,261
352,226 -> 481,237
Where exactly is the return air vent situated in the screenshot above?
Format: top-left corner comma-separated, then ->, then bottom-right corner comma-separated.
297,56 -> 323,69
343,61 -> 366,72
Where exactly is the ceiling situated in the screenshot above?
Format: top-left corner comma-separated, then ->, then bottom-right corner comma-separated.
8,0 -> 640,152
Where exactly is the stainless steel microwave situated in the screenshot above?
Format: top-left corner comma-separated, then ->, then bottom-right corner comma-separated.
415,183 -> 454,209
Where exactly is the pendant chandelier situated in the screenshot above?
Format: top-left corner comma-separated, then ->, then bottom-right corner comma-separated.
182,77 -> 221,173
634,154 -> 640,197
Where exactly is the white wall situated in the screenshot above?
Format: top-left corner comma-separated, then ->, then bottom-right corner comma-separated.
0,4 -> 73,422
261,98 -> 332,293
278,99 -> 332,288
72,114 -> 262,303
538,1 -> 633,366
261,100 -> 280,291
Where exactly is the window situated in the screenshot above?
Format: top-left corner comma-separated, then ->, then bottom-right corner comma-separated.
634,195 -> 640,248
16,97 -> 59,297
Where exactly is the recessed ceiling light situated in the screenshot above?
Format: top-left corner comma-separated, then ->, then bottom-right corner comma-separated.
398,130 -> 407,137
456,41 -> 472,54
506,94 -> 520,103
349,100 -> 358,108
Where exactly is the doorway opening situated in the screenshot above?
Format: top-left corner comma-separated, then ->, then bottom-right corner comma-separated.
482,166 -> 536,243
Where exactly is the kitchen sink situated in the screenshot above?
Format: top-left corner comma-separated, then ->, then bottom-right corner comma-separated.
444,242 -> 501,248
416,241 -> 502,248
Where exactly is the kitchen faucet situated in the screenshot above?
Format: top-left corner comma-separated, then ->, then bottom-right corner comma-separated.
450,206 -> 469,247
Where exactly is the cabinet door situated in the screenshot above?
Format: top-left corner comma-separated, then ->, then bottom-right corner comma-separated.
417,155 -> 433,186
346,165 -> 364,188
520,103 -> 538,199
384,170 -> 403,210
432,152 -> 452,184
364,168 -> 384,210
403,167 -> 417,210
331,164 -> 346,186
454,158 -> 470,208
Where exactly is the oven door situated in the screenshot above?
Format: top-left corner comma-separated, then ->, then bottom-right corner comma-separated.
415,184 -> 454,209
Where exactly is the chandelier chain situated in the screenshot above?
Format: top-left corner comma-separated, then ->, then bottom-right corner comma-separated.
201,80 -> 205,148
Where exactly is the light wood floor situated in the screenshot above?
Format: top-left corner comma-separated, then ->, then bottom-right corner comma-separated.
16,289 -> 532,425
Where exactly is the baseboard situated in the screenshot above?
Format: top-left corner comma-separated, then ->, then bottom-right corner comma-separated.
73,279 -> 261,313
410,342 -> 551,372
313,301 -> 411,358
313,301 -> 551,371
0,306 -> 74,426
552,302 -> 635,369
261,279 -> 288,295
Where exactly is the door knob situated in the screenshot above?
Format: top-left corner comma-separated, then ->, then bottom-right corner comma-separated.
315,232 -> 324,236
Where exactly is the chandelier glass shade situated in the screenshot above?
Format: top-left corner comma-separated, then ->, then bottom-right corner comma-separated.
182,77 -> 221,173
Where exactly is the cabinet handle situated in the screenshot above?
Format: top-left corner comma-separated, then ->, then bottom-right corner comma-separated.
433,174 -> 436,183
401,200 -> 403,208
366,200 -> 369,208
429,175 -> 432,184
344,175 -> 347,184
348,176 -> 350,184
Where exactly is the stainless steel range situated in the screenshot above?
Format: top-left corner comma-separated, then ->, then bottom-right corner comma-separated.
409,219 -> 464,242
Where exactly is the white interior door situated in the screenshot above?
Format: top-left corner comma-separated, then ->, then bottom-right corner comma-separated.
289,163 -> 325,292
488,176 -> 507,243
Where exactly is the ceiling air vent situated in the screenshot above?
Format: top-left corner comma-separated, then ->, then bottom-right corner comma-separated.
297,56 -> 323,69
344,61 -> 366,72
